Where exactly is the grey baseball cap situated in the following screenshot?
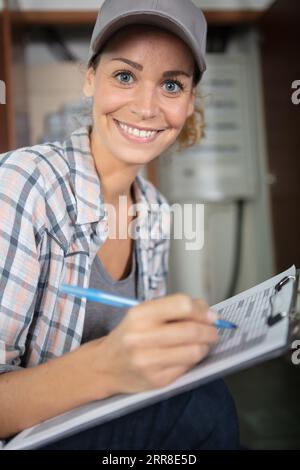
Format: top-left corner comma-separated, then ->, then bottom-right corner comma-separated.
88,0 -> 207,80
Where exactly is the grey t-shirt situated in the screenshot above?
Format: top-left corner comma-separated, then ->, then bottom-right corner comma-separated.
81,244 -> 137,344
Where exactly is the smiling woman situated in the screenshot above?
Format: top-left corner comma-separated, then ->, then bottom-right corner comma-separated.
88,26 -> 205,151
0,0 -> 240,451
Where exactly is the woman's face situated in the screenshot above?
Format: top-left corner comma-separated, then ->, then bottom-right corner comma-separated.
84,24 -> 196,166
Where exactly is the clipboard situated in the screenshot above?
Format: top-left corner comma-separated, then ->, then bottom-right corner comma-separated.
3,265 -> 300,450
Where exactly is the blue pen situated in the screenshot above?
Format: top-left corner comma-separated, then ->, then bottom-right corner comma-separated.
59,284 -> 238,330
214,319 -> 237,330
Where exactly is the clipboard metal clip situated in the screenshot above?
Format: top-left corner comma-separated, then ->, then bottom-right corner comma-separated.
267,275 -> 296,327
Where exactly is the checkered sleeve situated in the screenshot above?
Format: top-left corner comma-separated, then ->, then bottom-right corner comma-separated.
0,151 -> 45,374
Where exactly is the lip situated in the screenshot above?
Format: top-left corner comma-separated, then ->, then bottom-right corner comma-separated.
113,119 -> 164,144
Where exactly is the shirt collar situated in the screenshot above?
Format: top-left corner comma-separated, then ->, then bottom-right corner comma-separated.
63,126 -> 106,225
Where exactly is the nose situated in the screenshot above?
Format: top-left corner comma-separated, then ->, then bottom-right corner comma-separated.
130,83 -> 159,121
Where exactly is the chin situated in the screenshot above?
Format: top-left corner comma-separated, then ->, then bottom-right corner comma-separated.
109,142 -> 167,165
115,151 -> 158,166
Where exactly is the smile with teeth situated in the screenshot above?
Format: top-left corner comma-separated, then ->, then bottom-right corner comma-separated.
115,119 -> 162,140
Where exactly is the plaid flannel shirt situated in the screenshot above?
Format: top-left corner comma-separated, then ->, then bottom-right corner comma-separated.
0,126 -> 170,374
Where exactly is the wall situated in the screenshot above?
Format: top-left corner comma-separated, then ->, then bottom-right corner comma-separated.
26,63 -> 86,144
259,0 -> 300,272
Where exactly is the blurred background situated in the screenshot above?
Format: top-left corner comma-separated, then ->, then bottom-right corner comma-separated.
0,0 -> 300,449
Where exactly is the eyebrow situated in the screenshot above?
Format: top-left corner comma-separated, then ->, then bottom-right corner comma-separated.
110,58 -> 192,78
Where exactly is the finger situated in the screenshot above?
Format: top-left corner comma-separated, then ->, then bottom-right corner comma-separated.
130,293 -> 215,326
139,344 -> 210,369
162,322 -> 219,346
194,298 -> 219,325
130,321 -> 219,349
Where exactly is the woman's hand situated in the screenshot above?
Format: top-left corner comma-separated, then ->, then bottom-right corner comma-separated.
92,293 -> 219,396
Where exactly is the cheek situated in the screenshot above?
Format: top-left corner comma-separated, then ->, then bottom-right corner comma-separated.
166,101 -> 191,131
93,82 -> 128,115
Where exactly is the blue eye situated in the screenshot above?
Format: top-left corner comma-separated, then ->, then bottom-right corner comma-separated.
163,80 -> 184,94
115,71 -> 134,84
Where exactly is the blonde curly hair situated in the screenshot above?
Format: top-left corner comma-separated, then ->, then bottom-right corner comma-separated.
177,94 -> 206,150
